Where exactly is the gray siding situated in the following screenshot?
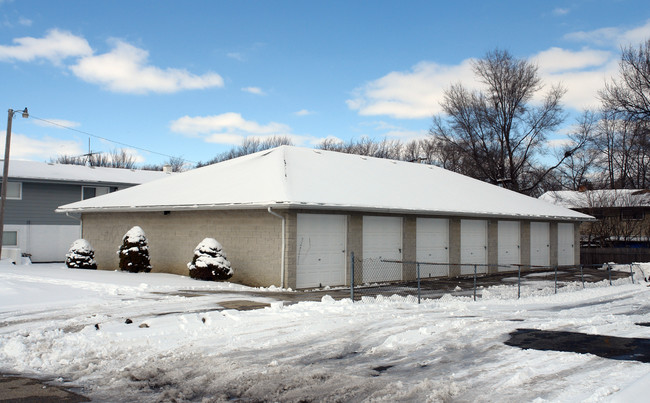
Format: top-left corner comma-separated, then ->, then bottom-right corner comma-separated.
5,181 -> 82,225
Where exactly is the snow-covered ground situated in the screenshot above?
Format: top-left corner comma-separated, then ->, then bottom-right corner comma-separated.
1,263 -> 650,402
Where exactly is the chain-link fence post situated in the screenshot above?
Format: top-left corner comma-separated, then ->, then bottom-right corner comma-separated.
608,263 -> 612,286
580,264 -> 584,289
517,265 -> 521,299
630,263 -> 635,284
473,264 -> 477,301
416,263 -> 421,304
350,252 -> 355,302
554,265 -> 558,294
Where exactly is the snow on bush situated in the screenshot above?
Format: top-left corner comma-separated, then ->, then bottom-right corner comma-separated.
65,239 -> 97,270
117,226 -> 152,273
187,238 -> 233,281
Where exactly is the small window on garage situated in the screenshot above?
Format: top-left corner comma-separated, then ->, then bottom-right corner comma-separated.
2,231 -> 17,246
1,182 -> 21,200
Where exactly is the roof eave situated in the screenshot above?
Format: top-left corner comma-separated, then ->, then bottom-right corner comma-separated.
56,201 -> 594,221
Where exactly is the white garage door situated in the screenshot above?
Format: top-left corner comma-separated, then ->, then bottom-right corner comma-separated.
530,222 -> 550,268
558,223 -> 575,266
416,218 -> 449,277
461,219 -> 487,275
296,214 -> 347,288
363,216 -> 402,282
498,221 -> 520,272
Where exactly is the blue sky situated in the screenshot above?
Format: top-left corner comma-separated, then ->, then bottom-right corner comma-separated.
0,1 -> 649,166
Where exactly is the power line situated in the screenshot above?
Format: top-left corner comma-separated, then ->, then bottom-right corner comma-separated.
29,114 -> 197,165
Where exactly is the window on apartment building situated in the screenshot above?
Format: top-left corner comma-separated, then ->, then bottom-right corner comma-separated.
0,181 -> 22,200
589,209 -> 604,220
2,231 -> 17,246
621,209 -> 644,220
82,186 -> 114,200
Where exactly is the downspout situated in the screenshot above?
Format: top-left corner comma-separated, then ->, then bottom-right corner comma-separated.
267,207 -> 286,288
65,212 -> 83,239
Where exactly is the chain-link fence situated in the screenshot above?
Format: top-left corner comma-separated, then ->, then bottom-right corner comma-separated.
349,253 -> 637,303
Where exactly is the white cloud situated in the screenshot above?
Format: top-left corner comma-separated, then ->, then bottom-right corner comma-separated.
359,121 -> 429,142
32,118 -> 81,129
552,8 -> 570,16
227,52 -> 245,61
70,40 -> 224,94
346,60 -> 476,119
2,133 -> 84,160
348,53 -> 616,119
241,86 -> 265,95
547,138 -> 574,149
565,19 -> 650,47
540,62 -> 618,110
347,42 -> 626,119
382,129 -> 429,141
0,29 -> 92,63
348,20 -> 650,120
534,47 -> 611,74
170,112 -> 290,136
532,47 -> 619,110
294,109 -> 314,116
169,112 -> 322,146
18,17 -> 32,27
0,30 -> 222,94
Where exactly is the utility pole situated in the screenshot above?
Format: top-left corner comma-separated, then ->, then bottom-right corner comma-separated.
0,108 -> 28,256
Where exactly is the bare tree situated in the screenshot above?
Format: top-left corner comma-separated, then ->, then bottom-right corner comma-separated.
600,39 -> 650,122
592,111 -> 650,189
50,154 -> 85,165
568,190 -> 650,247
165,156 -> 186,172
552,111 -> 601,190
591,40 -> 650,190
141,156 -> 188,172
106,149 -> 137,169
51,148 -> 137,169
429,49 -> 574,195
330,137 -> 386,157
198,136 -> 293,166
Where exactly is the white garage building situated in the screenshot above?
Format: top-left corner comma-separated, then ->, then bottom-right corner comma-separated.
57,146 -> 592,289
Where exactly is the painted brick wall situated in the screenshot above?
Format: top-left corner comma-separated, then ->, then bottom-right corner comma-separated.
574,222 -> 581,265
402,216 -> 417,280
283,211 -> 297,288
520,221 -> 531,268
448,218 -> 461,276
550,222 -> 559,267
81,209 -> 283,287
347,214 -> 363,285
487,220 -> 499,273
82,208 -> 585,288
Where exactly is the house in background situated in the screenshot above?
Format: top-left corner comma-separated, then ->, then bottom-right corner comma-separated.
539,189 -> 650,248
1,160 -> 171,262
58,146 -> 591,289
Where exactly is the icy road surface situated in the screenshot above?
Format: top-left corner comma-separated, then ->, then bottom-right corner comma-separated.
1,264 -> 650,402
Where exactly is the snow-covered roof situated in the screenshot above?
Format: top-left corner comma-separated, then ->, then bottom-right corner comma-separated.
57,146 -> 591,221
2,159 -> 172,185
539,189 -> 650,209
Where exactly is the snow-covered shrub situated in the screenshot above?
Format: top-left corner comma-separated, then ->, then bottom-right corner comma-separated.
118,226 -> 152,273
187,238 -> 233,281
65,239 -> 97,270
